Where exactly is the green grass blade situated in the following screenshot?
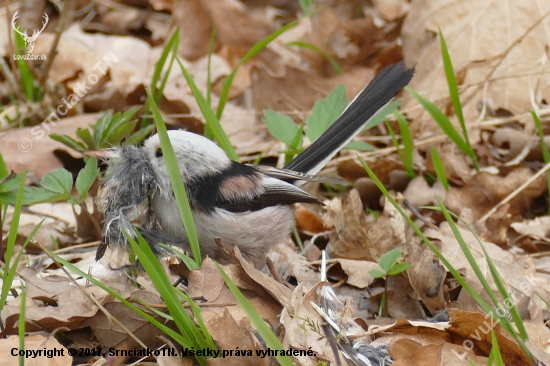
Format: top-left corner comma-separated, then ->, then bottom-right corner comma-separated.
142,29 -> 180,127
491,330 -> 505,366
363,100 -> 402,131
384,120 -> 403,164
439,30 -> 478,171
286,41 -> 341,74
428,202 -> 531,357
145,88 -> 202,265
430,147 -> 449,191
151,29 -> 179,102
356,157 -> 493,313
216,20 -> 298,119
0,172 -> 26,311
531,110 -> 550,213
394,110 -> 415,177
49,252 -> 200,360
128,229 -> 216,351
13,32 -> 39,102
216,263 -> 293,366
175,58 -> 239,161
406,87 -> 465,148
18,282 -> 25,366
427,205 -> 529,341
159,243 -> 200,271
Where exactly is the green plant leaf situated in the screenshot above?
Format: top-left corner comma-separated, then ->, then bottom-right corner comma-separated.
287,41 -> 341,73
262,110 -> 300,146
363,101 -> 402,131
306,84 -> 347,141
0,152 -> 8,178
0,173 -> 24,193
394,110 -> 415,177
76,127 -> 94,149
406,87 -> 466,149
368,268 -> 386,279
175,58 -> 239,161
344,140 -> 374,151
49,134 -> 87,153
379,248 -> 402,272
388,262 -> 410,276
431,147 -> 449,191
438,30 -> 478,170
75,158 -> 98,198
40,169 -> 72,194
124,124 -> 155,146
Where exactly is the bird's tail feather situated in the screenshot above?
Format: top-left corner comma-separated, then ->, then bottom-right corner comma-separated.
284,61 -> 415,175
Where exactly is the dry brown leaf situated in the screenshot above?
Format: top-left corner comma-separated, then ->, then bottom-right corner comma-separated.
0,334 -> 72,366
323,189 -> 407,260
34,25 -> 150,96
447,309 -> 531,365
491,127 -> 536,162
401,0 -> 550,131
0,114 -> 98,179
392,343 -> 443,365
172,0 -> 215,61
1,268 -> 102,336
202,309 -> 268,366
280,283 -> 342,365
325,258 -> 378,289
85,291 -> 167,350
187,257 -> 225,302
406,240 -> 447,314
295,206 -> 330,234
368,273 -> 427,319
445,167 -> 547,219
268,243 -> 319,285
234,247 -> 293,309
511,216 -> 550,240
425,224 -> 532,314
403,176 -> 446,208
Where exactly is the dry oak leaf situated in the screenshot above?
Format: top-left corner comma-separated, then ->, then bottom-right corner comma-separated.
0,334 -> 72,366
0,114 -> 99,179
447,309 -> 531,365
425,224 -> 532,315
0,268 -> 102,335
323,189 -> 407,261
445,167 -> 547,219
401,0 -> 550,133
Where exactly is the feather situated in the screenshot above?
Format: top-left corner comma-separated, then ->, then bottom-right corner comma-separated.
285,61 -> 415,175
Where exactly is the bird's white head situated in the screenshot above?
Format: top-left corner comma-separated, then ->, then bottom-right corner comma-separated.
143,130 -> 232,191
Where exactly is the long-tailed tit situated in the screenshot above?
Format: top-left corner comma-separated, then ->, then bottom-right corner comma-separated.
96,62 -> 415,268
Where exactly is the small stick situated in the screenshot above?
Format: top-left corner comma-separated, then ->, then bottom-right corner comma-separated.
480,161 -> 550,223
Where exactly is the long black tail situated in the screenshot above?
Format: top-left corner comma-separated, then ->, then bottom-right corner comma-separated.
284,61 -> 415,175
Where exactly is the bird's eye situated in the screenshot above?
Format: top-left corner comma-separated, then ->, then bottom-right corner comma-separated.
155,147 -> 163,157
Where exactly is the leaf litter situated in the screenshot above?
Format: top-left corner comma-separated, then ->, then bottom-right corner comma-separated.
1,0 -> 550,365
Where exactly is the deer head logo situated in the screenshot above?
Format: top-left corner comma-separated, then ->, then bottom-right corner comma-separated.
11,11 -> 49,54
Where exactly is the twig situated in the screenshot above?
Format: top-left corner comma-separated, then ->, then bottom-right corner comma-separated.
39,0 -> 73,86
403,200 -> 439,230
34,240 -> 148,349
479,161 -> 550,223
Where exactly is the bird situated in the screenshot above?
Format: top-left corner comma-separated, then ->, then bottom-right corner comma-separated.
96,62 -> 415,268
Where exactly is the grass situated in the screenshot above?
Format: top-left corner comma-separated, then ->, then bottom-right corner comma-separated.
358,157 -> 532,361
145,88 -> 202,266
531,110 -> 550,213
430,147 -> 449,190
